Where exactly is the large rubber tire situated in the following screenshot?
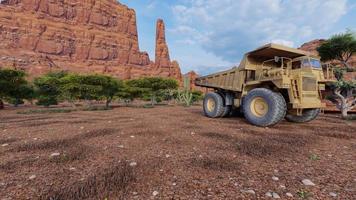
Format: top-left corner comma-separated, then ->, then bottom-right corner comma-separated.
203,92 -> 225,118
285,109 -> 320,123
242,88 -> 287,127
221,105 -> 232,118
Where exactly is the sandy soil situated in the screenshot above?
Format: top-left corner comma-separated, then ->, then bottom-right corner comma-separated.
0,105 -> 355,200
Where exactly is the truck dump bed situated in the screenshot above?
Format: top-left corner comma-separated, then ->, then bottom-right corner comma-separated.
195,67 -> 243,92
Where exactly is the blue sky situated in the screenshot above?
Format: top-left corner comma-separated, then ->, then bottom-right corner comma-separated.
119,0 -> 356,75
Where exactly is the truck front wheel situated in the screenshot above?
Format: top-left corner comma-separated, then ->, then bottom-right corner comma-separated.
242,88 -> 287,127
285,109 -> 320,123
203,92 -> 225,118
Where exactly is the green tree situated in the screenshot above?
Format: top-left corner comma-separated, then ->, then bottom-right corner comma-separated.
59,74 -> 102,107
318,31 -> 356,119
95,75 -> 124,108
317,32 -> 356,69
34,72 -> 67,107
126,77 -> 179,106
0,69 -> 33,108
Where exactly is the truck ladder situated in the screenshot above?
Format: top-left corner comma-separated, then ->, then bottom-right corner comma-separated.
291,79 -> 300,99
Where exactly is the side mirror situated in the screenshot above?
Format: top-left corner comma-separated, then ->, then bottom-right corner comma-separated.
274,56 -> 280,62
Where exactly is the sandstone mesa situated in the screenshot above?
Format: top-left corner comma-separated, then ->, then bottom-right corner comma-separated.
0,0 -> 183,81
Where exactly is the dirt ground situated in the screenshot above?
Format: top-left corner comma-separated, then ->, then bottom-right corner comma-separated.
0,105 -> 355,200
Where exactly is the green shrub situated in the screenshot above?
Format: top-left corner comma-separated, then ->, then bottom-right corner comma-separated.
0,68 -> 34,107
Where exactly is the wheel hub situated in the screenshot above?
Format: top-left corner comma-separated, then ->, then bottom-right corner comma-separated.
207,98 -> 215,112
251,97 -> 268,117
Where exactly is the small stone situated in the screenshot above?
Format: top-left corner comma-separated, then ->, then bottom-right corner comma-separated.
274,169 -> 279,173
152,191 -> 159,196
108,121 -> 112,123
29,175 -> 36,180
266,192 -> 280,199
129,162 -> 137,167
69,167 -> 76,171
0,182 -> 5,186
80,126 -> 84,129
165,154 -> 171,158
329,192 -> 337,197
118,145 -> 124,148
302,179 -> 315,186
279,185 -> 286,189
191,132 -> 195,135
1,143 -> 9,147
159,169 -> 164,172
172,182 -> 177,186
272,176 -> 279,181
130,135 -> 135,138
33,138 -> 38,140
241,189 -> 256,195
132,192 -> 138,195
286,193 -> 293,197
50,153 -> 60,157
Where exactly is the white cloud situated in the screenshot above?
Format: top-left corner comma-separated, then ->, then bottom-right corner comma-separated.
172,0 -> 349,62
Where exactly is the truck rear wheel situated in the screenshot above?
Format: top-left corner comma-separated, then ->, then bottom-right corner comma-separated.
221,105 -> 232,118
242,88 -> 286,127
285,109 -> 320,123
203,92 -> 225,118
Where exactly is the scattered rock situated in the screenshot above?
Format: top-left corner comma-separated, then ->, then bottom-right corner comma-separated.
69,167 -> 76,171
165,154 -> 171,158
50,153 -> 60,157
272,176 -> 279,181
266,192 -> 280,199
130,136 -> 135,138
129,162 -> 137,167
1,143 -> 9,147
132,192 -> 138,195
118,145 -> 124,148
241,189 -> 256,195
172,182 -> 177,186
302,179 -> 315,186
108,121 -> 112,123
191,132 -> 195,135
80,127 -> 84,130
279,185 -> 286,189
286,192 -> 293,197
329,192 -> 337,197
274,169 -> 279,173
152,191 -> 159,196
29,175 -> 36,180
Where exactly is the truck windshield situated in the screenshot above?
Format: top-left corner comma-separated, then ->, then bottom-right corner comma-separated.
302,59 -> 321,68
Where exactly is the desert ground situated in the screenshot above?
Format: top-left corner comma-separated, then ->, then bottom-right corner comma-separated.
0,105 -> 355,200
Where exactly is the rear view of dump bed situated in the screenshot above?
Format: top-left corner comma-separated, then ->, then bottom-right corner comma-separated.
195,67 -> 244,92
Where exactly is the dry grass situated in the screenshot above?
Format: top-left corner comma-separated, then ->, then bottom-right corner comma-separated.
13,129 -> 117,152
0,138 -> 17,144
49,145 -> 91,164
190,156 -> 241,172
39,162 -> 135,200
235,133 -> 312,157
0,157 -> 38,172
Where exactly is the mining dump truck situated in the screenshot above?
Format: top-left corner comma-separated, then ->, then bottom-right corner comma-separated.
195,43 -> 331,127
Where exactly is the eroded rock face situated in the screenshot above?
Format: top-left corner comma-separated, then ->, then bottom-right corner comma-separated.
0,0 -> 183,81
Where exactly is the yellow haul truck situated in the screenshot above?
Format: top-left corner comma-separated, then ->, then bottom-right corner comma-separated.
195,43 -> 332,127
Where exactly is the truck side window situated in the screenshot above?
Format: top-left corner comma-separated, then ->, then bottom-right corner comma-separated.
292,61 -> 301,69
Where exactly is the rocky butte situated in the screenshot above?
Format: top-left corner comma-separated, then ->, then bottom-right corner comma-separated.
0,0 -> 182,81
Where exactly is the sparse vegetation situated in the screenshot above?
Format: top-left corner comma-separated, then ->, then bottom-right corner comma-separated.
318,31 -> 356,119
309,154 -> 320,161
297,189 -> 311,199
0,68 -> 34,108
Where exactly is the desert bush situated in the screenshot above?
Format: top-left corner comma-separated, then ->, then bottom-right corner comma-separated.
34,71 -> 67,107
0,68 -> 34,108
126,77 -> 178,106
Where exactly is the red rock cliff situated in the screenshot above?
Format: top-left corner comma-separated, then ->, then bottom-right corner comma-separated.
0,0 -> 182,81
